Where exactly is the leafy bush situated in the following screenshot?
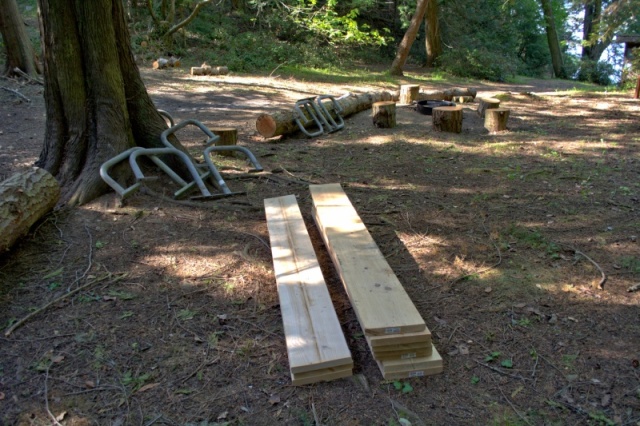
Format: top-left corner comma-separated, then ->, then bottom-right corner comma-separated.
438,47 -> 516,82
576,59 -> 615,85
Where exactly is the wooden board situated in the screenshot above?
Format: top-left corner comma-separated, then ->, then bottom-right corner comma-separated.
369,329 -> 431,348
376,344 -> 443,379
265,195 -> 353,377
310,183 -> 426,336
291,365 -> 353,386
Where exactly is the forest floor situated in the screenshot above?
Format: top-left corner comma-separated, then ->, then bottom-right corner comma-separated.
1,66 -> 639,426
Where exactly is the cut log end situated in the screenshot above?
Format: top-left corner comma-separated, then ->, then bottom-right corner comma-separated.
0,168 -> 60,253
432,106 -> 463,133
211,127 -> 238,157
256,114 -> 278,139
477,97 -> 500,118
399,85 -> 420,105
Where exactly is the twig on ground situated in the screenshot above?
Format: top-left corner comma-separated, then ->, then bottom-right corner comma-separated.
233,317 -> 280,338
311,400 -> 320,426
13,67 -> 44,85
474,360 -> 528,381
269,61 -> 287,78
44,363 -> 63,426
66,225 -> 94,292
389,398 -> 426,426
225,229 -> 271,252
499,386 -> 533,426
139,186 -> 261,211
4,273 -> 127,336
1,86 -> 30,102
559,243 -> 606,290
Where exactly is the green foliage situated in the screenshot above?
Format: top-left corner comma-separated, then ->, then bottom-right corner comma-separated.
575,59 -> 615,85
393,380 -> 414,393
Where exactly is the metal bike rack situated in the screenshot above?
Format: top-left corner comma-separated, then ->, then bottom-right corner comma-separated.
100,114 -> 264,201
293,95 -> 346,137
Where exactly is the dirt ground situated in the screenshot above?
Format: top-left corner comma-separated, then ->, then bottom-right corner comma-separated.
1,67 -> 639,426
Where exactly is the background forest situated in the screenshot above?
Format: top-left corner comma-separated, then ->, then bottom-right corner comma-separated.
1,0 -> 639,85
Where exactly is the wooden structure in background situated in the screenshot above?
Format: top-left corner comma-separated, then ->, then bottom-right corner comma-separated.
432,105 -> 463,133
399,85 -> 420,104
210,127 -> 238,157
0,168 -> 60,253
484,108 -> 510,132
372,101 -> 397,128
264,195 -> 353,385
309,183 -> 442,379
477,97 -> 500,117
419,87 -> 477,101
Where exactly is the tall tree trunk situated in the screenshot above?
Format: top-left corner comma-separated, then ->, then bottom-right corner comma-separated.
539,0 -> 566,78
582,0 -> 601,59
424,0 -> 441,68
36,0 -> 181,206
0,0 -> 41,77
389,0 -> 429,76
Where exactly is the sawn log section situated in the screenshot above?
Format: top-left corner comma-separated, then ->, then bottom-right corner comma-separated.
264,194 -> 353,385
309,183 -> 427,336
256,91 -> 397,138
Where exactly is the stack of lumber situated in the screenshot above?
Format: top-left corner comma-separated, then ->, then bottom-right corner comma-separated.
309,183 -> 442,379
264,195 -> 353,385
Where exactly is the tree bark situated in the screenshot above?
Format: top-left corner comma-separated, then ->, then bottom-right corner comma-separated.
539,0 -> 566,78
0,168 -> 60,253
389,0 -> 429,76
0,0 -> 41,77
424,0 -> 441,68
432,106 -> 462,133
372,101 -> 396,128
255,91 -> 396,139
484,108 -> 510,132
37,0 -> 185,206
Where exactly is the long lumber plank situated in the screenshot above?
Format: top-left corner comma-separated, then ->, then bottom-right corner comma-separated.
265,195 -> 353,379
376,345 -> 443,379
310,183 -> 426,336
369,329 -> 431,348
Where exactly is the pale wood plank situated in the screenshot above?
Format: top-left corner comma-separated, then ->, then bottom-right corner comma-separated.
265,195 -> 353,377
369,329 -> 431,348
291,366 -> 353,386
376,345 -> 443,378
310,183 -> 426,336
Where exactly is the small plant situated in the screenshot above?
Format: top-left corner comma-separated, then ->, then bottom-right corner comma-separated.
108,290 -> 136,300
501,359 -> 513,369
393,380 -> 413,394
471,375 -> 480,384
122,371 -> 151,391
485,351 -> 501,362
517,318 -> 532,327
177,309 -> 197,321
95,240 -> 106,249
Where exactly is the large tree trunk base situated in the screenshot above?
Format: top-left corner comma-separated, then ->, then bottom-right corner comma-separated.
372,101 -> 396,128
484,108 -> 510,132
0,168 -> 60,253
433,106 -> 463,133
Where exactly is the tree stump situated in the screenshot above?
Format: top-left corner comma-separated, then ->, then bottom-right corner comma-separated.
452,95 -> 474,103
399,85 -> 420,104
484,108 -> 510,132
635,76 -> 640,99
477,97 -> 500,117
432,106 -> 463,133
0,168 -> 60,253
211,127 -> 238,157
372,101 -> 397,128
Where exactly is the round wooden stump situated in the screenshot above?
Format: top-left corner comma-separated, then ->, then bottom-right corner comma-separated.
484,108 -> 510,132
372,101 -> 397,128
433,106 -> 463,133
477,97 -> 500,117
211,127 -> 238,156
399,84 -> 420,104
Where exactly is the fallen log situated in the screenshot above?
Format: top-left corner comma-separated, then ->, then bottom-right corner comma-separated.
255,91 -> 397,139
153,57 -> 181,69
0,167 -> 60,253
418,87 -> 477,101
190,63 -> 229,76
